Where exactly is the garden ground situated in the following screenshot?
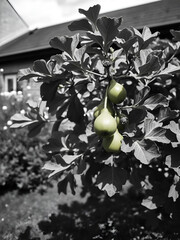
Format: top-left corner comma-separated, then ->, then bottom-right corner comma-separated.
1,181 -> 180,240
0,181 -> 86,240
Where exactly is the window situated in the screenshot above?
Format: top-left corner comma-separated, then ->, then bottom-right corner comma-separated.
4,74 -> 21,92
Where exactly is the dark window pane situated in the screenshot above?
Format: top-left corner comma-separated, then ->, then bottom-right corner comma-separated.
7,79 -> 13,92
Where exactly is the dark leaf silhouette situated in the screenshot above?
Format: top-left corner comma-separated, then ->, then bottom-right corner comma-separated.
97,16 -> 122,49
50,34 -> 79,57
96,166 -> 128,197
68,19 -> 93,32
67,94 -> 84,123
79,4 -> 101,26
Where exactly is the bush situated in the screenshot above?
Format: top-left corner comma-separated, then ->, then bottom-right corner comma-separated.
0,127 -> 51,193
0,91 -> 52,193
0,92 -> 26,130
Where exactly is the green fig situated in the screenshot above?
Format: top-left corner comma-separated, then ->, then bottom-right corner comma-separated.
108,79 -> 127,104
93,100 -> 114,118
116,113 -> 129,131
94,108 -> 117,137
102,129 -> 123,153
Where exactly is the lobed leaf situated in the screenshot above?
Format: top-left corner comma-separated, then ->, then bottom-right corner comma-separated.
86,32 -> 103,47
128,107 -> 147,125
157,63 -> 180,77
74,45 -> 87,62
165,147 -> 180,176
144,119 -> 170,143
33,59 -> 50,75
42,161 -> 70,178
57,173 -> 77,195
49,34 -> 79,58
17,68 -> 45,81
62,154 -> 82,165
144,118 -> 162,133
158,107 -> 179,122
97,16 -> 122,49
145,127 -> 170,144
133,139 -> 160,165
139,55 -> 161,76
96,166 -> 128,197
118,28 -> 133,41
10,113 -> 33,122
120,36 -> 137,54
121,137 -> 134,153
68,19 -> 93,32
141,26 -> 159,49
43,137 -> 64,153
135,86 -> 150,105
132,26 -> 159,49
168,121 -> 180,143
10,113 -> 38,129
40,82 -> 60,103
67,94 -> 84,123
79,4 -> 101,26
28,121 -> 45,138
10,120 -> 38,129
143,93 -> 169,110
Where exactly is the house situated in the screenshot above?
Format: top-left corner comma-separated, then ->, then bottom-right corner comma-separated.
0,0 -> 29,93
0,0 -> 180,98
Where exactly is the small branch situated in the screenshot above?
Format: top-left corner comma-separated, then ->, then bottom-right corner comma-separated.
52,120 -> 61,132
84,69 -> 105,78
121,105 -> 137,110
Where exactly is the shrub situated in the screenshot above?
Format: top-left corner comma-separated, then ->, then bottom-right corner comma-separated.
0,91 -> 52,193
0,92 -> 26,130
10,4 -> 180,233
0,127 -> 51,193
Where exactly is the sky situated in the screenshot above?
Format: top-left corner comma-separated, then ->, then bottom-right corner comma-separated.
9,0 -> 160,29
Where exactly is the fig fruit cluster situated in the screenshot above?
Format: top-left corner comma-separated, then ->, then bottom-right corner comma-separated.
93,79 -> 128,153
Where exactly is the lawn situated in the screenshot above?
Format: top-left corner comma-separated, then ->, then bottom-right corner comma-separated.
1,181 -> 180,240
0,181 -> 86,240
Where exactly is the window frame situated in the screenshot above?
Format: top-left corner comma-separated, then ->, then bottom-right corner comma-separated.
4,74 -> 17,92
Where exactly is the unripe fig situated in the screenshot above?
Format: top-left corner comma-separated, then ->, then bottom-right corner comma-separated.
108,79 -> 127,104
94,100 -> 114,118
94,108 -> 117,137
102,129 -> 123,153
116,113 -> 129,131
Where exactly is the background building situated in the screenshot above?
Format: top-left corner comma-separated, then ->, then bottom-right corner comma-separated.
0,0 -> 180,98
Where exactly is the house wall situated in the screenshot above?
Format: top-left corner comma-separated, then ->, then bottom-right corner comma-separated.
0,49 -> 56,100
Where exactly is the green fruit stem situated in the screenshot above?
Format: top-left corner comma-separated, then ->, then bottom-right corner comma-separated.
103,87 -> 109,109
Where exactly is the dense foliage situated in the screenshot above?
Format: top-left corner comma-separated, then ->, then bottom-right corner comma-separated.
10,4 -> 180,232
0,128 -> 51,193
0,94 -> 51,193
0,92 -> 25,130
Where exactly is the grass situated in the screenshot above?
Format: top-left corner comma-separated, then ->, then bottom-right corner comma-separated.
1,180 -> 180,240
0,181 -> 86,240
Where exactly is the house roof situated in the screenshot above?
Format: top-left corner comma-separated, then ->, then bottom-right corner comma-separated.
0,0 -> 29,47
0,0 -> 180,58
